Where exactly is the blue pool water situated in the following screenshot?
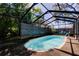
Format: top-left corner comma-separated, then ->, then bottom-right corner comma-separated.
24,35 -> 65,52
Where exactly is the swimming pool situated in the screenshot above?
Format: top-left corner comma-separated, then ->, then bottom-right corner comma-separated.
24,35 -> 66,52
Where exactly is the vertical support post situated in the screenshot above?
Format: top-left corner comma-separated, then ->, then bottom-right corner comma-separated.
78,21 -> 79,41
75,19 -> 78,40
75,20 -> 77,40
58,20 -> 60,35
77,20 -> 79,41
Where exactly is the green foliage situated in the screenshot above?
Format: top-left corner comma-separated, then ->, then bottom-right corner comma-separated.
0,3 -> 41,41
33,7 -> 41,13
23,11 -> 32,23
0,3 -> 26,40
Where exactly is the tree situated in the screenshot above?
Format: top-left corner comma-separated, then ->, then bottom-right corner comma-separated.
0,3 -> 31,41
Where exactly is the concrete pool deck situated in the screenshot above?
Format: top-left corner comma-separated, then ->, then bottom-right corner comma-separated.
31,36 -> 79,56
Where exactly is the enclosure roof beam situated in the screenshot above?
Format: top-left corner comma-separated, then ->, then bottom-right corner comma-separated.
66,3 -> 76,11
33,10 -> 79,23
48,10 -> 79,14
45,18 -> 75,26
40,3 -> 57,25
41,3 -> 53,15
56,19 -> 75,23
33,3 -> 54,23
40,15 -> 54,24
41,15 -> 77,24
53,16 -> 77,20
33,11 -> 48,23
21,3 -> 38,21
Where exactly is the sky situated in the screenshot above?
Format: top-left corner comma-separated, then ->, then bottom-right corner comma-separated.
34,3 -> 74,29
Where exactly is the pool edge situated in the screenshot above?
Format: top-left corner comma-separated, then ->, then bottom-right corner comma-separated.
24,35 -> 67,52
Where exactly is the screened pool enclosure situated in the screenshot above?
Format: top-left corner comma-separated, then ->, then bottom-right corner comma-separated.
21,3 -> 79,39
0,3 -> 79,56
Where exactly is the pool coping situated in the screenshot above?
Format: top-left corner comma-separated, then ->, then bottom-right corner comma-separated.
24,35 -> 67,52
55,36 -> 67,49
